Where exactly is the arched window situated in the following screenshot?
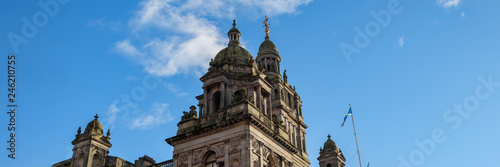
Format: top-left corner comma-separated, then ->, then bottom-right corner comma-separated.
76,152 -> 85,167
231,159 -> 240,167
212,91 -> 221,113
327,163 -> 332,167
91,153 -> 102,167
205,151 -> 217,167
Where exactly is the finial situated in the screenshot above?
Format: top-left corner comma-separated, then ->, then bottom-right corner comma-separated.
94,114 -> 99,119
77,126 -> 81,135
349,103 -> 351,107
107,129 -> 110,137
327,134 -> 331,139
263,15 -> 270,39
232,20 -> 236,28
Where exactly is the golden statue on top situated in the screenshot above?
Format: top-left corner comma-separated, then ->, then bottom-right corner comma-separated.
263,15 -> 270,39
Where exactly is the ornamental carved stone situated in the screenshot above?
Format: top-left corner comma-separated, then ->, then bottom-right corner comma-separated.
229,137 -> 241,154
193,148 -> 202,164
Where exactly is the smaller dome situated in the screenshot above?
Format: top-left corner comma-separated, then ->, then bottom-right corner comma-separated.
228,20 -> 240,35
258,39 -> 278,56
323,134 -> 338,152
83,114 -> 103,136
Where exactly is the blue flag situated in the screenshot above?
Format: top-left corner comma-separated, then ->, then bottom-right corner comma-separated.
340,106 -> 352,127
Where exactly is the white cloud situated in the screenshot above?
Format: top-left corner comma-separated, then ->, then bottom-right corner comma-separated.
130,102 -> 173,130
437,0 -> 461,8
114,40 -> 143,58
114,0 -> 312,77
461,11 -> 465,18
106,102 -> 120,125
398,36 -> 404,47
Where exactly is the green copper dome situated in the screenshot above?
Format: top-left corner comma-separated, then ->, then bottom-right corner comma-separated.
258,39 -> 279,56
212,45 -> 255,67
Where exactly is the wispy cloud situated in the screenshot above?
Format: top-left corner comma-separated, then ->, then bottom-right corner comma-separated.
130,102 -> 173,130
437,0 -> 461,8
114,0 -> 312,77
125,76 -> 138,81
461,11 -> 465,18
114,40 -> 143,58
398,36 -> 404,47
86,19 -> 124,32
106,102 -> 121,125
164,83 -> 189,97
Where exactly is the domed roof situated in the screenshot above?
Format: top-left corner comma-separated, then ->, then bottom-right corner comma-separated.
228,20 -> 240,35
258,39 -> 279,56
83,114 -> 103,136
211,20 -> 256,68
212,45 -> 255,67
323,134 -> 338,152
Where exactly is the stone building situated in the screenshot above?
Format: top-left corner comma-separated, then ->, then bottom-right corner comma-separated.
165,19 -> 309,167
52,115 -> 173,167
53,20 -> 345,167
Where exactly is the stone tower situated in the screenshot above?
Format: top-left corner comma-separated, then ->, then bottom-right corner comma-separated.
166,20 -> 310,167
70,115 -> 112,167
317,135 -> 345,167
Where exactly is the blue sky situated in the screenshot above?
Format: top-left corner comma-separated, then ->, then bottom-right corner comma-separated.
1,0 -> 500,166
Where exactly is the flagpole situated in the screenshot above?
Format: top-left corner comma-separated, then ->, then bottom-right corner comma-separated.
350,104 -> 363,167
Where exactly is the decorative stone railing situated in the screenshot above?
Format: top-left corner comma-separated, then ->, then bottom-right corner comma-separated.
152,159 -> 173,167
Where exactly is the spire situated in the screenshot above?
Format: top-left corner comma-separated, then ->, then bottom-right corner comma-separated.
263,15 -> 270,40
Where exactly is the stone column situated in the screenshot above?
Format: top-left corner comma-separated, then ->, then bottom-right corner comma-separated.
204,88 -> 208,116
224,139 -> 230,167
221,83 -> 226,109
268,96 -> 272,119
257,87 -> 262,112
188,150 -> 193,167
258,141 -> 263,167
302,132 -> 307,154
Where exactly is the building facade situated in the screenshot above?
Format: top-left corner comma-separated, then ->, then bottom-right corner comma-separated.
53,19 -> 345,167
165,20 -> 309,167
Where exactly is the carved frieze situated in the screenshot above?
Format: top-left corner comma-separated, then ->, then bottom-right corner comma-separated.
229,137 -> 241,154
216,143 -> 225,158
193,148 -> 203,164
178,152 -> 188,165
251,137 -> 260,154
